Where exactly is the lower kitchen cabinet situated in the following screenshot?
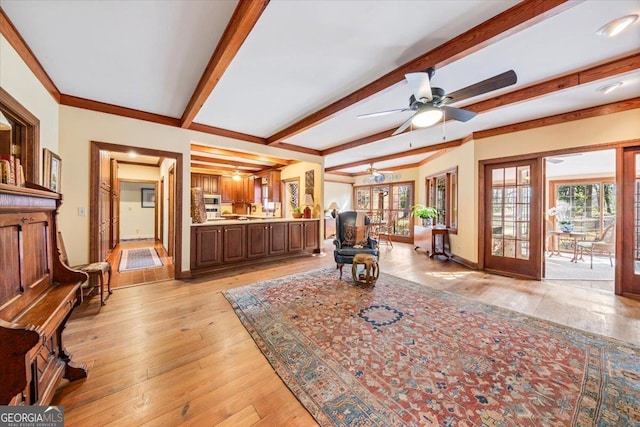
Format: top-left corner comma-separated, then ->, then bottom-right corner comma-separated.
269,222 -> 288,255
191,225 -> 223,269
191,220 -> 319,272
248,223 -> 269,258
288,222 -> 304,252
223,224 -> 246,262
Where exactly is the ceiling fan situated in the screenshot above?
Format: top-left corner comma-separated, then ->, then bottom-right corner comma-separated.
358,67 -> 517,136
366,163 -> 392,180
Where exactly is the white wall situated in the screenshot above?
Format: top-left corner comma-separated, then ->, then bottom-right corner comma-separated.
119,181 -> 156,240
324,181 -> 352,213
0,34 -> 59,183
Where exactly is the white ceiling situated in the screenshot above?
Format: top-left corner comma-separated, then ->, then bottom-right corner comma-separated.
1,0 -> 639,175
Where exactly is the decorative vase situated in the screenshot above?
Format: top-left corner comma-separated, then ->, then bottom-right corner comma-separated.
559,223 -> 574,233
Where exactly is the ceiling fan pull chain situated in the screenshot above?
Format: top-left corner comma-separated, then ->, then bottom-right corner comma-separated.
409,122 -> 413,148
442,109 -> 446,140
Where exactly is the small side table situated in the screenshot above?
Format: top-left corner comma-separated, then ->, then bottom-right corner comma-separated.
352,253 -> 379,287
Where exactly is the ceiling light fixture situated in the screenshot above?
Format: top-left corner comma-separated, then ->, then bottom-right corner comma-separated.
232,170 -> 241,181
596,14 -> 638,37
596,81 -> 623,94
411,107 -> 443,128
128,151 -> 137,158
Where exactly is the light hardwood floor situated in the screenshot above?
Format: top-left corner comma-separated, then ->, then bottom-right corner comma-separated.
53,241 -> 640,426
107,239 -> 175,289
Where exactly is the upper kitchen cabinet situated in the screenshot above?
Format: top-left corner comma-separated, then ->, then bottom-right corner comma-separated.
191,173 -> 219,195
257,170 -> 281,203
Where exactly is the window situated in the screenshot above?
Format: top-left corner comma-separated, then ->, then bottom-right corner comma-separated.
550,179 -> 616,239
426,167 -> 458,231
353,181 -> 414,241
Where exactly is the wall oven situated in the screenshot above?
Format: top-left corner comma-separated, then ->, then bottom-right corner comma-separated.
203,194 -> 221,220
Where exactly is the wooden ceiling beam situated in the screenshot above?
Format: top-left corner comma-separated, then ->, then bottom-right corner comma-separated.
321,53 -> 640,157
190,154 -> 267,170
0,7 -> 60,102
325,139 -> 463,173
190,143 -> 293,166
351,162 -> 421,177
180,0 -> 270,128
267,0 -> 578,145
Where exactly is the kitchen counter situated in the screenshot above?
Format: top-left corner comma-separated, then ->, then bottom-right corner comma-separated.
190,218 -> 320,274
192,216 -> 318,226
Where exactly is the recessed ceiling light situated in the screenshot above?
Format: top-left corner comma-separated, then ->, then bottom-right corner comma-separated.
128,151 -> 137,158
596,14 -> 638,37
596,82 -> 623,94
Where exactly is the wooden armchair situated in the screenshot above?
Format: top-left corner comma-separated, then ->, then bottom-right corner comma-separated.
58,232 -> 112,305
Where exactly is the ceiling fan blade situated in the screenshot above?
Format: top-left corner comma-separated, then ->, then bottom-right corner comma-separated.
442,106 -> 477,122
392,115 -> 415,136
446,70 -> 517,104
357,108 -> 409,119
405,72 -> 433,101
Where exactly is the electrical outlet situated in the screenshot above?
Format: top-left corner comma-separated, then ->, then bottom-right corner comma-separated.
78,207 -> 87,216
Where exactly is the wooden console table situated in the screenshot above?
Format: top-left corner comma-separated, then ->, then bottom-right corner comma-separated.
414,225 -> 451,259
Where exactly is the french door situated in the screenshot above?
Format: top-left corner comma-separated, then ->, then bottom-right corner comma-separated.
620,147 -> 640,296
483,159 -> 542,279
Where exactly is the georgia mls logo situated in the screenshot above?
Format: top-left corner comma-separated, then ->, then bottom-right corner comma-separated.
0,405 -> 64,427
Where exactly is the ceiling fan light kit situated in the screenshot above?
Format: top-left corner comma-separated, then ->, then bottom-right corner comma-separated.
361,67 -> 517,136
411,107 -> 443,128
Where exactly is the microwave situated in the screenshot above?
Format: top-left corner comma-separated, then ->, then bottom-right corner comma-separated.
203,194 -> 221,206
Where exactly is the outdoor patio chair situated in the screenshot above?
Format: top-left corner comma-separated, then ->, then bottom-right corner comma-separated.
576,222 -> 615,269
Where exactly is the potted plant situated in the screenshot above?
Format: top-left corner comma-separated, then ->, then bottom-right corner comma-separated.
292,207 -> 304,218
411,204 -> 437,227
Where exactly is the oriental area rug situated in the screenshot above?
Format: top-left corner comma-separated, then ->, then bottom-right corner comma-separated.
118,248 -> 163,272
223,268 -> 640,427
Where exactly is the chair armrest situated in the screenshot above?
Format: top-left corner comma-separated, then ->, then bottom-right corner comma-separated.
368,237 -> 378,250
333,239 -> 342,249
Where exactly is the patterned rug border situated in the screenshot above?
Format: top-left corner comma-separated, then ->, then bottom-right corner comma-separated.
223,266 -> 640,426
118,247 -> 163,272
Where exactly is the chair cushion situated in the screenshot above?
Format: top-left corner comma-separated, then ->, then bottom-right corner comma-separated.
335,246 -> 378,257
343,224 -> 369,246
73,261 -> 111,273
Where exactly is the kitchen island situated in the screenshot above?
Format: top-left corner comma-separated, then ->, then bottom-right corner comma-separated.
190,217 -> 320,275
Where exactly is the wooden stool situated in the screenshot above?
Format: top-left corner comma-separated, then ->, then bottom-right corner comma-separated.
352,253 -> 379,287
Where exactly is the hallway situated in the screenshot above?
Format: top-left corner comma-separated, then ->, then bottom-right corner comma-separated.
106,239 -> 174,289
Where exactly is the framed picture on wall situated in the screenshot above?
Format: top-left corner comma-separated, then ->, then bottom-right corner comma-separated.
141,188 -> 155,208
43,148 -> 62,192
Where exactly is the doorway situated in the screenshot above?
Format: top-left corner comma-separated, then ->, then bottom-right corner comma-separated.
543,150 -> 616,289
89,141 -> 183,285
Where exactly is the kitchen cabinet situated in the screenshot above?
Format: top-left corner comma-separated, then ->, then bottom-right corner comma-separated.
190,225 -> 223,269
191,173 -> 219,194
223,224 -> 246,262
190,219 -> 319,273
247,223 -> 269,258
201,175 -> 219,194
288,222 -> 304,252
256,170 -> 281,203
303,220 -> 318,251
221,176 -> 234,202
269,222 -> 288,255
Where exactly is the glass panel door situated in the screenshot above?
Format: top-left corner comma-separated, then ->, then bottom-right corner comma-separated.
484,159 -> 541,279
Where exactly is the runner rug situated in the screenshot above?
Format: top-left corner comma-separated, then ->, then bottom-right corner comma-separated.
223,267 -> 640,427
118,248 -> 163,272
